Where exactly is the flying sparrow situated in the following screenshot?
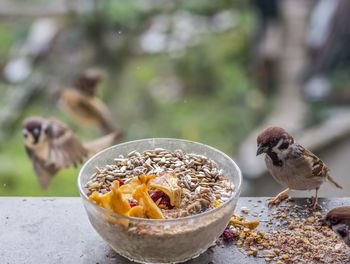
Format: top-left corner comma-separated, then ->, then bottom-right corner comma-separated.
59,68 -> 121,135
323,206 -> 350,246
22,116 -> 122,189
256,126 -> 342,208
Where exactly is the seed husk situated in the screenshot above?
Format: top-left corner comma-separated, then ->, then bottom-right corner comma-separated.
86,148 -> 234,219
221,203 -> 350,264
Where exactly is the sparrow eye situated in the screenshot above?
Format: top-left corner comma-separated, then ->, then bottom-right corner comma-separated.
331,218 -> 339,225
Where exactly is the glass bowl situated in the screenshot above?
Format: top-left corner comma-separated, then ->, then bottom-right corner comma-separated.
78,138 -> 242,264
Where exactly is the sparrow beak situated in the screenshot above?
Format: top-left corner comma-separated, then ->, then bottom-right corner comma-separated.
318,217 -> 327,225
256,145 -> 267,156
318,217 -> 331,228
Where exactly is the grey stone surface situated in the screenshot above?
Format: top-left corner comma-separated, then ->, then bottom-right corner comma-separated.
1,197 -> 349,264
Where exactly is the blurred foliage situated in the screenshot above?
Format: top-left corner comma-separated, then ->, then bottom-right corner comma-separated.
0,1 -> 264,196
0,24 -> 12,59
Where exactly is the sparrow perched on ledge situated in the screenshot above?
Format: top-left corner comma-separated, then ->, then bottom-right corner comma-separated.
22,116 -> 122,189
256,126 -> 342,208
323,206 -> 350,247
59,68 -> 121,135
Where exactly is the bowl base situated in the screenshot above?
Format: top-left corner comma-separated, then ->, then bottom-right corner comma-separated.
110,244 -> 211,264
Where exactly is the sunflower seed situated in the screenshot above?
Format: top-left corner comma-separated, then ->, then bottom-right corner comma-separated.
86,148 -> 234,218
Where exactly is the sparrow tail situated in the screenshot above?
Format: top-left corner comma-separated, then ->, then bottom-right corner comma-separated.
327,175 -> 342,189
83,130 -> 123,156
100,119 -> 117,135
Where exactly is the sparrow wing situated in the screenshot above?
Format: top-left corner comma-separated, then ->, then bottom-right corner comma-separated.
75,97 -> 116,134
83,131 -> 123,156
46,118 -> 88,169
25,146 -> 59,189
301,145 -> 343,188
298,145 -> 329,178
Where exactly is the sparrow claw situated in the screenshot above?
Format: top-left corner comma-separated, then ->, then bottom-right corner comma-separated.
310,197 -> 320,210
267,198 -> 277,207
267,196 -> 288,206
310,189 -> 320,210
267,188 -> 290,207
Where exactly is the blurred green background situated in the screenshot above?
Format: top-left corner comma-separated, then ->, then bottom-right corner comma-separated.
1,0 -> 350,197
0,1 -> 262,195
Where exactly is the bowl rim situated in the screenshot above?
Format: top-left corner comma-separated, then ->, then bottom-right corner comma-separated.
78,138 -> 242,223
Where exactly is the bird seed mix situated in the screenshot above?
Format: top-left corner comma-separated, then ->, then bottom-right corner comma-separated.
86,148 -> 234,219
221,201 -> 350,264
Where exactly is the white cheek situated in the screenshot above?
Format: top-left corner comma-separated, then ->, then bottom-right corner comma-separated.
344,236 -> 350,245
37,133 -> 44,144
332,224 -> 341,233
332,223 -> 349,238
272,139 -> 289,159
24,134 -> 34,147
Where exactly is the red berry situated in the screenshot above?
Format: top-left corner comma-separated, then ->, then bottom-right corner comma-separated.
150,190 -> 174,209
150,190 -> 164,202
222,228 -> 235,241
159,195 -> 173,209
128,200 -> 138,207
117,179 -> 125,186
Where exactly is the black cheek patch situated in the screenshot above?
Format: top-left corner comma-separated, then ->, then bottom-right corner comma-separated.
338,227 -> 347,238
33,136 -> 40,144
278,142 -> 289,150
267,150 -> 283,167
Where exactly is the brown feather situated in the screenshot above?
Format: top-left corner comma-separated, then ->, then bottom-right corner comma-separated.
327,206 -> 350,225
301,146 -> 329,177
83,130 -> 123,156
60,89 -> 116,134
257,126 -> 294,146
299,144 -> 342,188
25,146 -> 59,189
75,98 -> 116,134
73,69 -> 104,97
46,118 -> 88,168
23,116 -> 119,189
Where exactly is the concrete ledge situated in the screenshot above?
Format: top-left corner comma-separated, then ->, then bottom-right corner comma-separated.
1,197 -> 349,264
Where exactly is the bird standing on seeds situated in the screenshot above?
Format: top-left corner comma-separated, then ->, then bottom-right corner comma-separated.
22,116 -> 121,189
256,126 -> 342,208
59,68 -> 121,135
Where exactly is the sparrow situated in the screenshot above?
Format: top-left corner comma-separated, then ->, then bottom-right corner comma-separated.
22,116 -> 122,189
59,68 -> 121,135
323,206 -> 350,246
256,126 -> 342,208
